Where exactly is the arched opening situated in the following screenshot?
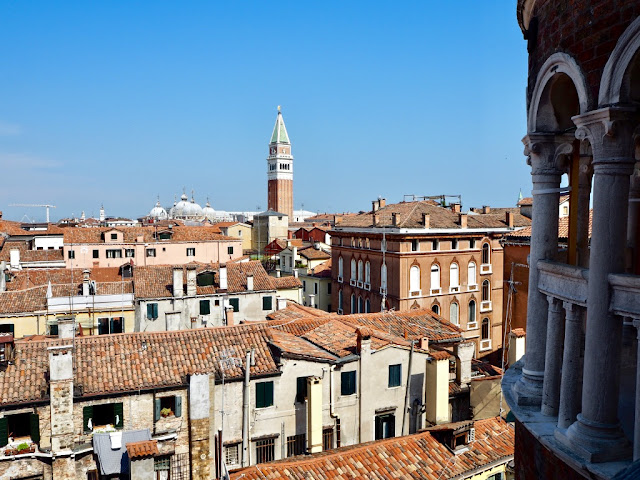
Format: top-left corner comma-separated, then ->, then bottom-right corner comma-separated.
481,243 -> 490,265
338,290 -> 343,312
432,304 -> 440,315
338,256 -> 344,277
468,300 -> 477,327
450,302 -> 459,325
357,260 -> 363,283
350,258 -> 356,281
430,264 -> 440,293
534,71 -> 581,132
351,294 -> 356,314
482,280 -> 491,302
468,261 -> 477,287
358,296 -> 363,314
365,261 -> 371,284
450,263 -> 459,292
410,265 -> 421,295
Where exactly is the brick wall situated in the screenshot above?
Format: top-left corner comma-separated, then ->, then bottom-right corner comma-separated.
189,417 -> 211,480
527,0 -> 640,109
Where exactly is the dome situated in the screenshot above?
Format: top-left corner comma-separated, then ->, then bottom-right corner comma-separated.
172,192 -> 204,219
202,200 -> 216,221
149,199 -> 168,220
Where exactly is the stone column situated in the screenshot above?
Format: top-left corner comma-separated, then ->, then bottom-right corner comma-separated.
628,150 -> 640,274
577,147 -> 593,268
556,302 -> 584,429
541,297 -> 565,416
512,133 -> 573,407
633,318 -> 640,461
562,107 -> 636,462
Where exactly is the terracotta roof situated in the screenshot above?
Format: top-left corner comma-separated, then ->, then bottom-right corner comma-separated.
335,201 -> 521,230
266,304 -> 331,322
271,276 -> 302,289
0,220 -> 29,236
309,259 -> 332,278
62,225 -> 236,244
5,267 -> 124,291
267,329 -> 338,362
518,197 -> 533,206
506,210 -> 592,241
511,328 -> 526,338
298,247 -> 331,260
0,286 -> 48,314
230,417 -> 514,480
0,324 -> 279,406
126,440 -> 159,459
0,241 -> 65,263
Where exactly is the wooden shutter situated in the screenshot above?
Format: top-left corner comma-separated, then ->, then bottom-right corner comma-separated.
30,413 -> 40,444
256,383 -> 264,408
114,403 -> 123,429
265,381 -> 274,407
262,296 -> 272,311
83,406 -> 93,433
175,396 -> 182,417
147,304 -> 153,319
154,399 -> 161,422
0,417 -> 7,447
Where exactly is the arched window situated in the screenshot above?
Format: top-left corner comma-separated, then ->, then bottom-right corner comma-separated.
482,243 -> 490,265
351,258 -> 356,280
450,302 -> 459,325
358,296 -> 363,313
365,299 -> 371,313
351,294 -> 356,313
381,264 -> 388,290
365,261 -> 371,284
338,290 -> 343,311
338,256 -> 344,277
430,264 -> 440,292
482,318 -> 490,340
469,300 -> 477,326
482,280 -> 490,302
468,262 -> 477,287
410,265 -> 421,293
357,260 -> 363,283
432,304 -> 440,315
450,263 -> 459,291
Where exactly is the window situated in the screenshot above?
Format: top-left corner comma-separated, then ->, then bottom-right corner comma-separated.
262,296 -> 273,311
452,239 -> 458,250
351,294 -> 356,313
197,272 -> 214,286
154,456 -> 171,477
341,371 -> 356,396
482,280 -> 490,301
92,249 -> 99,259
482,243 -> 490,264
358,296 -> 363,313
303,281 -> 306,292
68,250 -> 75,259
314,283 -> 318,295
229,298 -> 239,312
327,282 -> 332,294
255,438 -> 275,463
432,239 -> 439,251
238,230 -> 242,237
98,317 -> 123,334
227,246 -> 234,255
186,247 -> 195,256
482,318 -> 490,340
357,260 -> 363,282
87,470 -> 99,480
323,427 -> 333,450
147,303 -> 159,320
410,265 -> 421,293
365,299 -> 371,313
296,377 -> 308,403
470,239 -> 476,249
450,263 -> 459,291
338,290 -> 343,311
225,444 -> 240,466
469,300 -> 477,326
106,249 -> 122,259
375,413 -> 395,440
199,300 -> 210,315
365,261 -> 371,284
450,302 -> 459,325
110,233 -> 118,240
83,403 -> 123,432
0,412 -> 40,446
256,381 -> 274,408
429,264 -> 439,292
146,248 -> 156,257
388,364 -> 401,388
154,395 -> 182,421
411,239 -> 419,251
432,304 -> 440,315
468,262 -> 477,286
49,324 -> 58,336
338,256 -> 344,277
287,434 -> 306,457
125,249 -> 135,258
350,259 -> 356,280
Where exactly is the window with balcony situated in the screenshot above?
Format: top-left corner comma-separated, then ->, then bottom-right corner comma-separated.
482,280 -> 490,301
468,262 -> 477,289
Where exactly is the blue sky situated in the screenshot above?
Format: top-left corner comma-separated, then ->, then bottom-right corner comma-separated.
0,1 -> 529,222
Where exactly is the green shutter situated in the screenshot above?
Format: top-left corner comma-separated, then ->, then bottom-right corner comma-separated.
262,296 -> 273,311
389,365 -> 401,388
154,399 -> 161,422
256,382 -> 273,408
30,413 -> 40,444
200,300 -> 210,315
83,406 -> 93,433
175,396 -> 182,417
0,417 -> 7,447
265,381 -> 274,407
256,383 -> 264,408
114,403 -> 123,429
147,304 -> 153,319
296,377 -> 307,403
229,298 -> 239,313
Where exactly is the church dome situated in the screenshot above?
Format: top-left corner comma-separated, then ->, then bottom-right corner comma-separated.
149,199 -> 168,220
202,200 -> 216,221
172,192 -> 204,219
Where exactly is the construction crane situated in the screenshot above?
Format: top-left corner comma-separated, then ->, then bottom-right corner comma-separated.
9,204 -> 57,223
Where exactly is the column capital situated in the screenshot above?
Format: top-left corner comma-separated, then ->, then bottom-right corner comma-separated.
572,107 -> 638,168
563,301 -> 582,320
547,295 -> 563,312
522,133 -> 575,176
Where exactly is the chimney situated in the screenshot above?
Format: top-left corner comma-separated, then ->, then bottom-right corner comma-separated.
418,337 -> 429,350
219,266 -> 228,290
186,265 -> 197,296
482,205 -> 490,214
57,316 -> 75,339
294,269 -> 299,278
372,213 -> 379,226
459,213 -> 468,228
425,351 -> 450,425
372,200 -> 379,212
49,345 -> 74,457
82,270 -> 91,296
173,267 -> 184,297
506,211 -> 514,228
356,327 -> 372,355
508,329 -> 526,367
188,374 -> 212,479
225,306 -> 234,326
306,376 -> 323,453
277,297 -> 287,310
246,274 -> 254,291
9,248 -> 19,269
276,269 -> 281,278
422,214 -> 430,228
391,213 -> 398,227
379,198 -> 386,208
308,294 -> 315,308
454,342 -> 475,385
451,203 -> 461,213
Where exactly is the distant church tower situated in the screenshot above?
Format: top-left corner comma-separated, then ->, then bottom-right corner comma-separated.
267,106 -> 293,219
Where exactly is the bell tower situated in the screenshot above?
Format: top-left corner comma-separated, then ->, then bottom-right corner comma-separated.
267,106 -> 293,219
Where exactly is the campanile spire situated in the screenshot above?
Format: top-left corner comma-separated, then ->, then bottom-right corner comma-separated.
267,107 -> 293,218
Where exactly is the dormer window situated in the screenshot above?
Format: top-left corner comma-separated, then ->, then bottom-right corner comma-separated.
197,272 -> 215,287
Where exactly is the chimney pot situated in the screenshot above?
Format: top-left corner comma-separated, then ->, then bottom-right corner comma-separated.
246,274 -> 254,291
392,213 -> 398,227
506,211 -> 514,228
173,267 -> 184,297
225,306 -> 234,326
379,198 -> 386,208
482,205 -> 490,214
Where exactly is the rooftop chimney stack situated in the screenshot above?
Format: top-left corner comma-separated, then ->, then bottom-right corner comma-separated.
422,214 -> 430,228
392,213 -> 398,227
459,213 -> 468,228
219,266 -> 228,290
451,204 -> 461,213
506,211 -> 514,228
379,198 -> 386,208
246,274 -> 254,291
482,205 -> 490,214
173,267 -> 184,297
82,270 -> 91,296
372,200 -> 379,212
186,265 -> 197,296
57,317 -> 75,339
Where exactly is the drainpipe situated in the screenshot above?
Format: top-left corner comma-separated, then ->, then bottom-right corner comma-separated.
241,349 -> 251,467
402,341 -> 415,436
329,365 -> 339,449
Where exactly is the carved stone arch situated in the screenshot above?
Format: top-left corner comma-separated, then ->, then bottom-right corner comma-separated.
528,52 -> 590,132
410,300 -> 421,310
410,259 -> 421,267
599,16 -> 640,106
468,293 -> 477,302
469,255 -> 478,265
430,259 -> 441,268
450,256 -> 459,265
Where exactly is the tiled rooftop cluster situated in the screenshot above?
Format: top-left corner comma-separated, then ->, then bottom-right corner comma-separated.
62,225 -> 234,243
